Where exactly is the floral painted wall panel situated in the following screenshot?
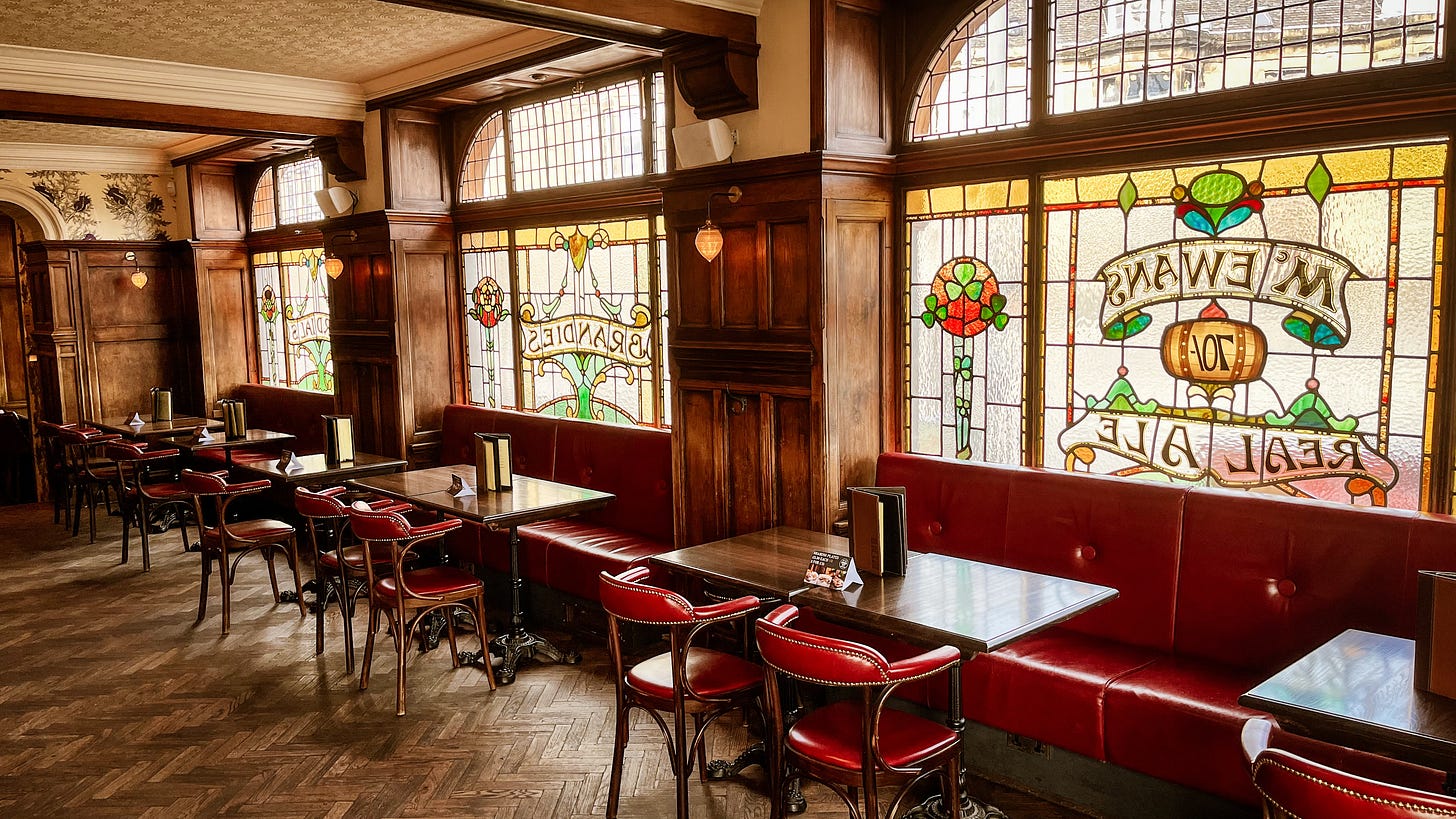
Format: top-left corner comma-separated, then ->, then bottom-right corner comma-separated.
461,229 -> 518,410
905,180 -> 1029,464
1044,141 -> 1447,509
0,167 -> 175,240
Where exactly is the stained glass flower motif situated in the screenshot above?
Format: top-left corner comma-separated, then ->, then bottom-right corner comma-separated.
921,258 -> 1009,337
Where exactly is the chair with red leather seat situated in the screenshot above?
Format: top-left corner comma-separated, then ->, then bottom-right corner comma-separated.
58,426 -> 121,543
107,440 -> 191,571
294,486 -> 405,674
348,503 -> 496,716
1241,717 -> 1456,818
181,469 -> 306,635
755,604 -> 963,819
598,566 -> 764,819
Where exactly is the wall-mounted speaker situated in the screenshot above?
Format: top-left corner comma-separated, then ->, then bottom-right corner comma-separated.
314,186 -> 358,219
672,118 -> 735,169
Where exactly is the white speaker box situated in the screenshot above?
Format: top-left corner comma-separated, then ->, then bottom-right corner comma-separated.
314,186 -> 358,219
672,119 -> 735,169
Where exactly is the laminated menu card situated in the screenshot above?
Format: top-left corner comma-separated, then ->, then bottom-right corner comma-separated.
804,550 -> 861,591
848,486 -> 908,577
474,432 -> 513,492
1416,570 -> 1456,699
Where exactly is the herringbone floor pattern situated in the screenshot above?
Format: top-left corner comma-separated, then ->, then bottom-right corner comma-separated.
0,501 -> 1088,818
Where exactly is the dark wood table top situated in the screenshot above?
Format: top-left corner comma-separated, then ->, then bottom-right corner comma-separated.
235,452 -> 407,485
349,465 -> 613,529
91,415 -> 223,439
171,428 -> 296,452
791,551 -> 1119,656
651,526 -> 846,599
1240,629 -> 1456,773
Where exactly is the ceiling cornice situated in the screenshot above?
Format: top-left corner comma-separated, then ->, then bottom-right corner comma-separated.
0,141 -> 170,174
362,28 -> 577,100
0,45 -> 366,122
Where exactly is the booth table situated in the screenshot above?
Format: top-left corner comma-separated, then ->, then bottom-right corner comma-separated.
171,428 -> 295,467
90,415 -> 222,440
349,465 -> 613,684
236,452 -> 407,486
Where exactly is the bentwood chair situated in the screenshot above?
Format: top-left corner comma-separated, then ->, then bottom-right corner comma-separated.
1241,718 -> 1456,818
755,604 -> 963,819
107,440 -> 191,571
598,566 -> 764,819
181,469 -> 306,635
58,426 -> 121,543
293,486 -> 406,674
348,502 -> 495,716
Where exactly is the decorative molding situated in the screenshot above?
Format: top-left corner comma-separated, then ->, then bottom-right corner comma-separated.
0,180 -> 66,240
681,0 -> 764,14
0,141 -> 169,174
164,134 -> 244,162
668,36 -> 760,118
0,45 -> 365,122
361,28 -> 578,100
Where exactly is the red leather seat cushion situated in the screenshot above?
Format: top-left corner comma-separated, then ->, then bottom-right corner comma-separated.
136,481 -> 188,499
377,566 -> 482,599
875,453 -> 1012,563
626,647 -> 761,701
207,519 -> 294,543
318,545 -> 390,570
1103,657 -> 1267,804
788,700 -> 958,771
964,628 -> 1161,761
523,519 -> 672,602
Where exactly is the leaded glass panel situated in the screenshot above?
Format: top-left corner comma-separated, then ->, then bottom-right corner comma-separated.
909,0 -> 1032,141
509,79 -> 646,192
459,111 -> 508,203
904,180 -> 1030,463
252,247 -> 333,393
276,156 -> 325,225
250,167 -> 276,232
1042,140 -> 1447,509
461,229 -> 518,409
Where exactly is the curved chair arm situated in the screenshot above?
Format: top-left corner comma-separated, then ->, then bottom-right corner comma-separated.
222,478 -> 271,495
690,594 -> 761,623
403,518 -> 463,539
1241,716 -> 1274,768
1253,747 -> 1456,816
887,645 -> 960,683
370,500 -> 414,513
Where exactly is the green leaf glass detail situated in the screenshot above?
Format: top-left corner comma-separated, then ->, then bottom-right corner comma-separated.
1118,176 -> 1138,214
1306,157 -> 1333,206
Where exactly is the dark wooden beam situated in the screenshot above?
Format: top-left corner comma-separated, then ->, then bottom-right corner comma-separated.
366,36 -> 604,110
381,0 -> 755,49
168,138 -> 268,168
0,90 -> 363,141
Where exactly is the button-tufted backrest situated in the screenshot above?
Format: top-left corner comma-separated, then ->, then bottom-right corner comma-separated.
1173,488 -> 1418,671
1002,468 -> 1186,652
875,453 -> 1012,563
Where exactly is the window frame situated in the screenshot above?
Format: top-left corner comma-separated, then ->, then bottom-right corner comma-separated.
245,149 -> 329,236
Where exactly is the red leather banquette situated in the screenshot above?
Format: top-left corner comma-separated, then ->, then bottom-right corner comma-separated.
801,452 -> 1456,806
438,404 -> 674,603
193,384 -> 337,466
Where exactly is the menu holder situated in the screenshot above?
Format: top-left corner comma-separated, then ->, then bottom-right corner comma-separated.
474,432 -> 513,492
275,449 -> 305,474
848,486 -> 908,577
125,411 -> 145,427
448,473 -> 476,498
803,549 -> 861,591
191,425 -> 215,444
151,387 -> 173,423
324,415 -> 355,464
219,398 -> 247,440
1416,570 -> 1456,700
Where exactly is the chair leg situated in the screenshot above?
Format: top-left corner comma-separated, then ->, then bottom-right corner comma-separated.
196,554 -> 211,623
446,609 -> 460,668
473,594 -> 495,690
694,713 -> 708,782
360,603 -> 380,691
946,756 -> 962,819
395,612 -> 409,716
606,700 -> 630,819
71,484 -> 83,537
86,484 -> 97,544
263,550 -> 280,602
674,705 -> 690,819
339,565 -> 357,675
119,498 -> 131,564
220,553 -> 233,636
862,767 -> 880,819
138,500 -> 152,572
315,577 -> 329,657
286,538 -> 305,618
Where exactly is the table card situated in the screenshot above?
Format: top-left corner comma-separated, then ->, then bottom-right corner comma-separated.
803,549 -> 860,591
448,473 -> 476,498
219,398 -> 247,440
324,415 -> 355,464
151,387 -> 172,422
126,411 -> 145,427
848,486 -> 908,577
1416,570 -> 1456,699
474,432 -> 513,491
277,449 -> 305,473
191,425 -> 215,444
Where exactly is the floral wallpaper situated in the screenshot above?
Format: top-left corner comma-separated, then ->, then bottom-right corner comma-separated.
0,167 -> 174,240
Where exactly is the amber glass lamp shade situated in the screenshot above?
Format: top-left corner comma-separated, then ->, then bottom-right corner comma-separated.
695,222 -> 724,262
130,270 -> 149,289
323,255 -> 345,279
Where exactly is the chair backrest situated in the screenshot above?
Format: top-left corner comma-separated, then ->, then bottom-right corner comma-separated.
347,502 -> 414,541
599,565 -> 697,625
755,604 -> 898,686
294,486 -> 350,520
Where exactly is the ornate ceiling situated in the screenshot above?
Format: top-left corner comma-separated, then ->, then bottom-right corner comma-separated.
0,0 -> 522,83
0,122 -> 200,149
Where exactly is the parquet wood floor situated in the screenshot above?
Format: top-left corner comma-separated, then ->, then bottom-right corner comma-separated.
0,502 -> 1090,818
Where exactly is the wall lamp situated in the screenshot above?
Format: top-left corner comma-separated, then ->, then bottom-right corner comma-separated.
125,251 -> 147,289
324,230 -> 357,279
695,185 -> 742,262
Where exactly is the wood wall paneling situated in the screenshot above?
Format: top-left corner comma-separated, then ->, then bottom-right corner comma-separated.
188,162 -> 247,241
398,237 -> 459,466
815,0 -> 892,155
384,108 -> 452,213
0,217 -> 28,411
182,241 -> 252,411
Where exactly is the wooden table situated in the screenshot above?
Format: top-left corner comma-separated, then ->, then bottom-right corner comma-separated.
235,452 -> 407,486
651,525 -> 842,599
90,415 -> 222,440
171,428 -> 295,467
1240,628 -> 1456,794
350,465 -> 613,684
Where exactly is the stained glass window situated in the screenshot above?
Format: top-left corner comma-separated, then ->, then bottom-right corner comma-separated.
460,217 -> 668,428
1043,142 -> 1446,509
459,111 -> 507,203
652,71 -> 669,174
1049,0 -> 1445,115
252,247 -> 334,393
250,167 -> 276,232
904,180 -> 1030,463
909,0 -> 1031,141
509,78 -> 646,192
276,156 -> 325,225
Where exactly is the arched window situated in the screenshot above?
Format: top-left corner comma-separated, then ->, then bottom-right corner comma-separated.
459,111 -> 507,203
909,0 -> 1031,141
249,167 -> 275,232
275,156 -> 325,224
